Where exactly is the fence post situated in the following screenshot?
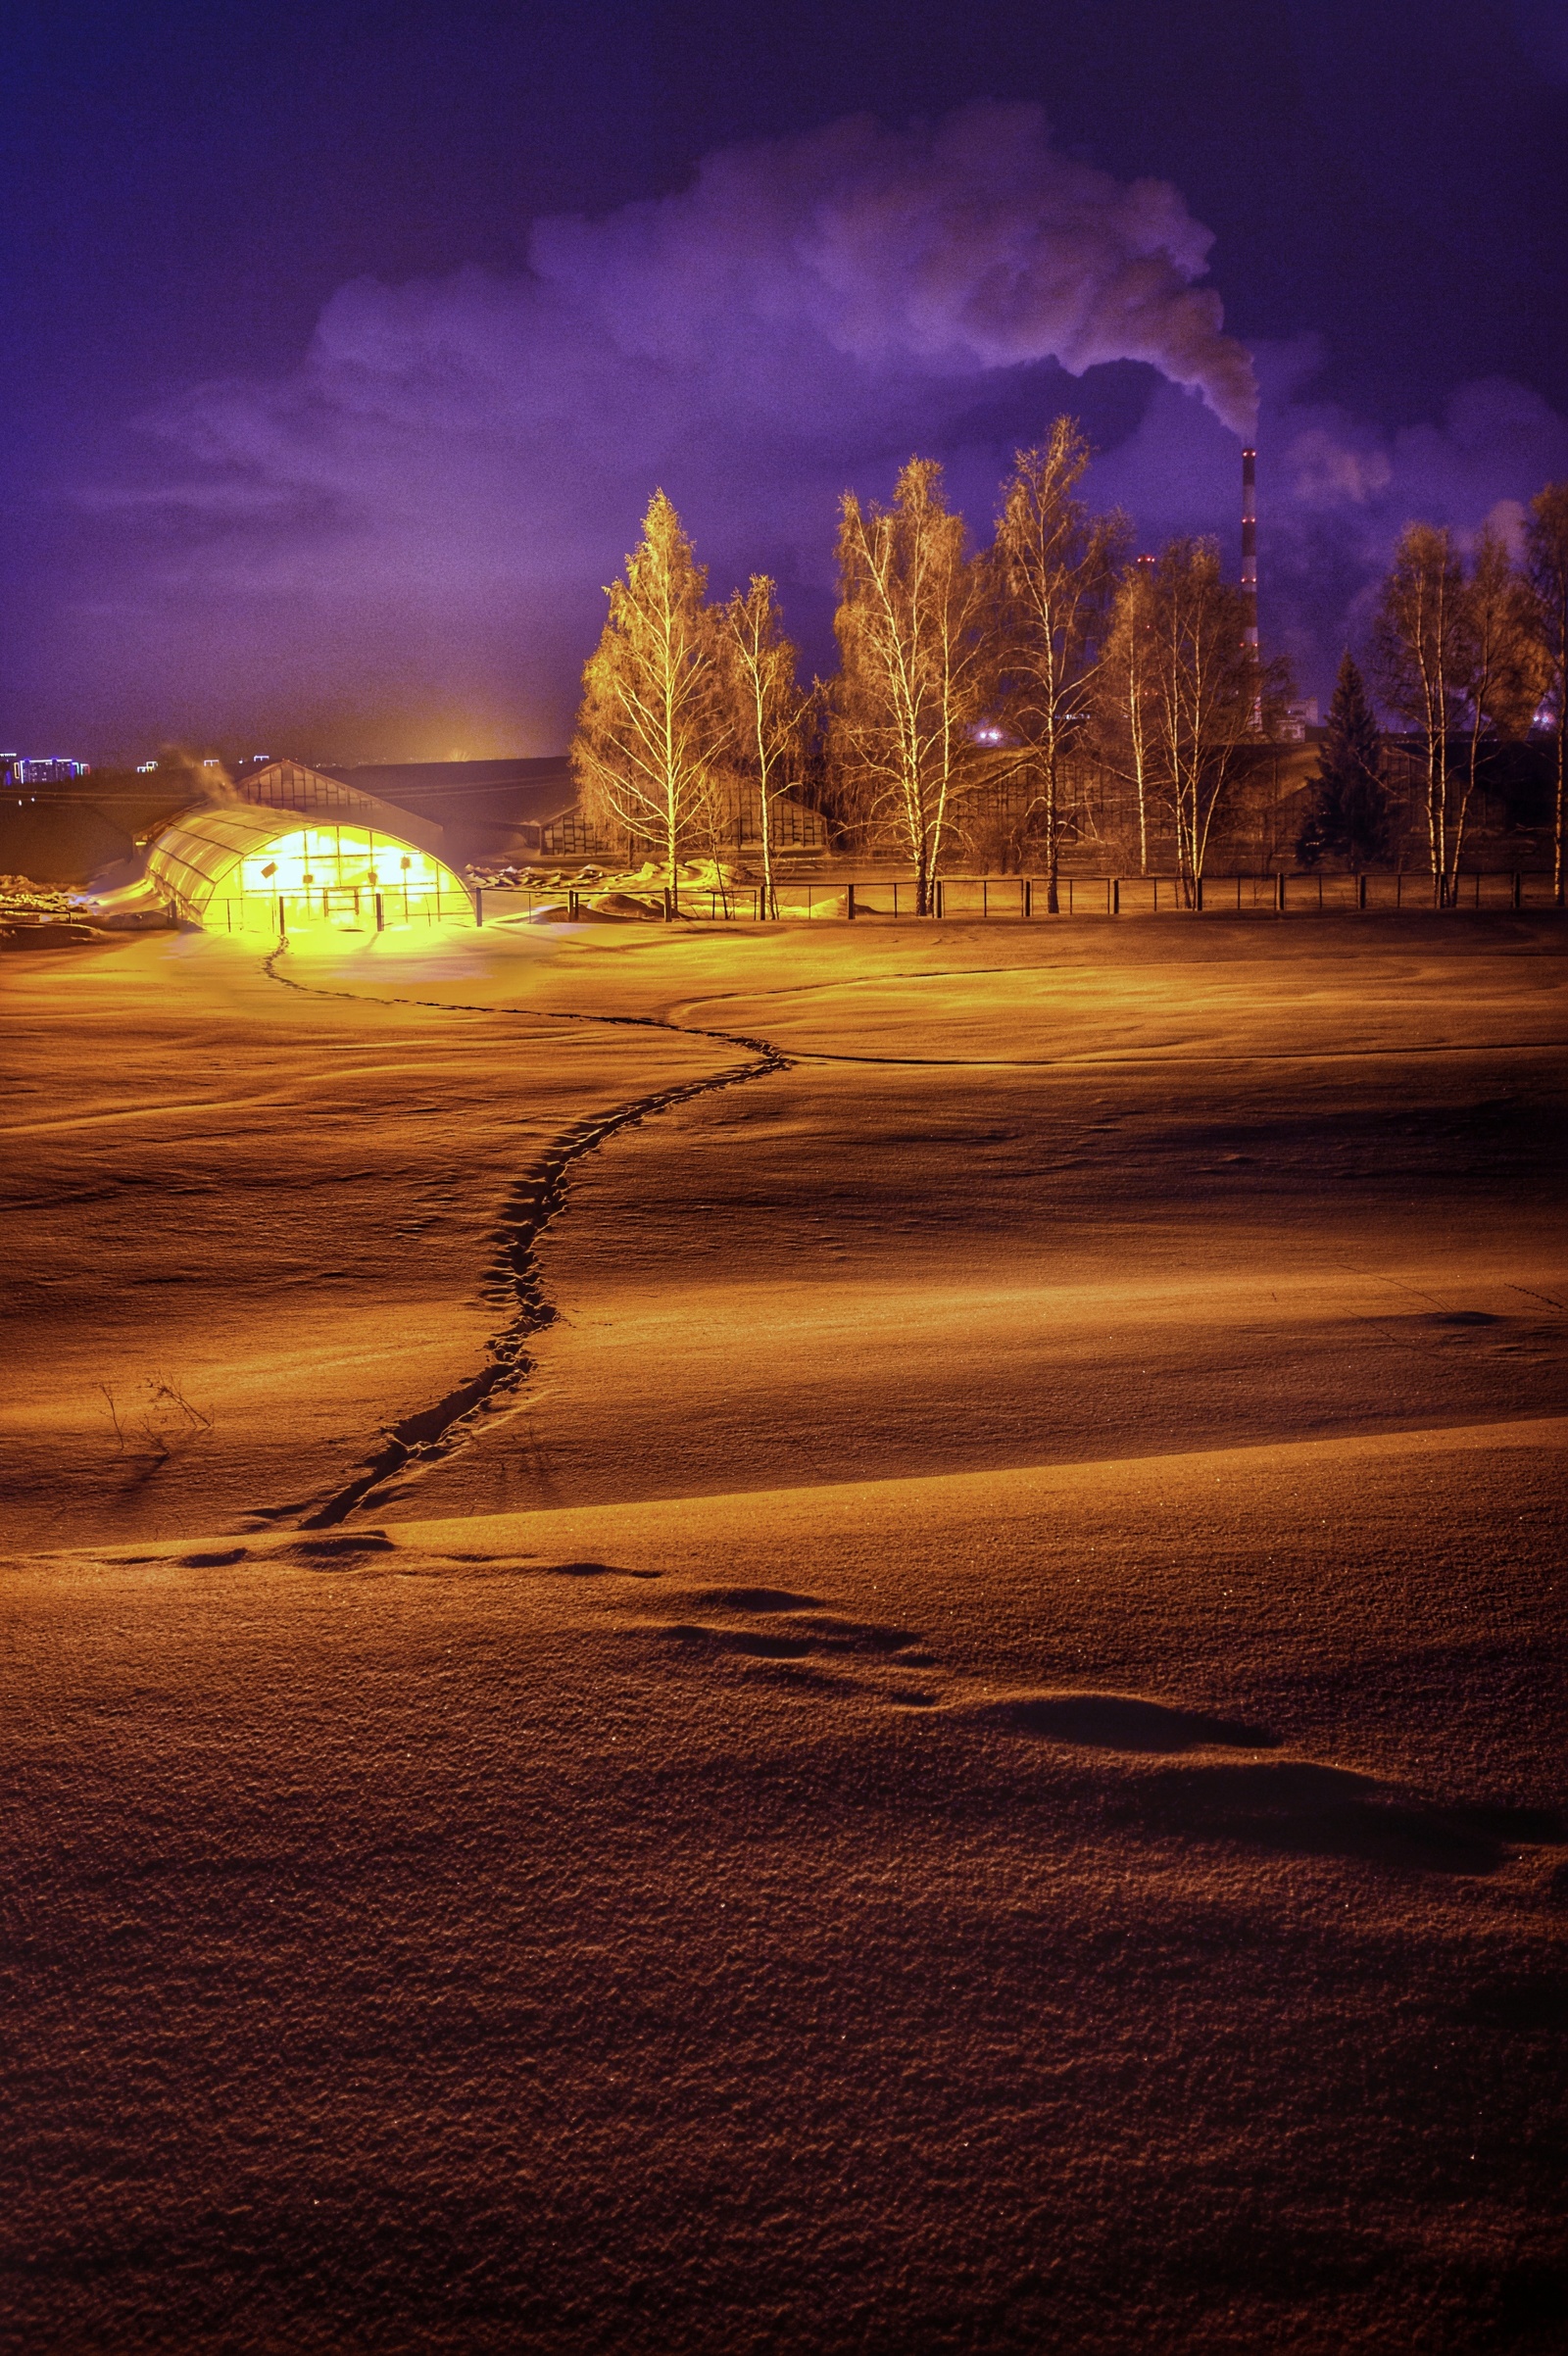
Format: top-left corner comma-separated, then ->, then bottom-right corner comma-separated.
846,882 -> 857,920
1275,873 -> 1286,914
1356,874 -> 1366,912
374,893 -> 384,932
277,893 -> 287,939
663,887 -> 675,922
1111,878 -> 1120,915
474,887 -> 483,926
934,878 -> 945,919
1512,871 -> 1522,909
1023,877 -> 1033,919
1195,875 -> 1204,913
568,889 -> 580,920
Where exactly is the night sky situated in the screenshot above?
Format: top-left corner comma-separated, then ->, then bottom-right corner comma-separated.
7,0 -> 1567,763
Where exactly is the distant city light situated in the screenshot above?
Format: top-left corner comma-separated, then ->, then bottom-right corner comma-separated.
2,754 -> 92,783
137,761 -> 160,772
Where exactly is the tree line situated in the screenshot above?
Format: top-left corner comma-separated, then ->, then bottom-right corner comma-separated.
571,424 -> 1568,911
1299,497 -> 1568,902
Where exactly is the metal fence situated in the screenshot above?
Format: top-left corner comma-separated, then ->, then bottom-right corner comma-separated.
472,870 -> 1561,925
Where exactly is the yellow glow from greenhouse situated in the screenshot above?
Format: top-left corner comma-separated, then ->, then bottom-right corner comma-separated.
234,827 -> 448,900
146,812 -> 474,934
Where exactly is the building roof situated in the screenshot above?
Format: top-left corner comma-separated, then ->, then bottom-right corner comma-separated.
320,757 -> 576,834
239,761 -> 446,856
149,805 -> 305,913
146,803 -> 465,919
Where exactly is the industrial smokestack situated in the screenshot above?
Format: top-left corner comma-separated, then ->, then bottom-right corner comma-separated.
1241,446 -> 1258,653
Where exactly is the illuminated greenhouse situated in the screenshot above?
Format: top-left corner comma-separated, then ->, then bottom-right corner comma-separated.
146,804 -> 474,934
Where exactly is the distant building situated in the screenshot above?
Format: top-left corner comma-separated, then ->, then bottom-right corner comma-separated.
3,755 -> 92,785
319,756 -> 828,866
237,760 -> 448,857
319,757 -> 586,859
146,760 -> 471,934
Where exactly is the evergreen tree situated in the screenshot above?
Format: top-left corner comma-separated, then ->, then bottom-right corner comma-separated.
1297,653 -> 1392,868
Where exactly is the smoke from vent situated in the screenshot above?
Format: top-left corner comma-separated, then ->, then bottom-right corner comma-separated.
531,106 -> 1259,436
62,126 -> 1565,747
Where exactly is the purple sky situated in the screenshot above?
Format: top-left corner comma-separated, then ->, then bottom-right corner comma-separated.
6,0 -> 1567,763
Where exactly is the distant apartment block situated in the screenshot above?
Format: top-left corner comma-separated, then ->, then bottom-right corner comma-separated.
2,755 -> 93,786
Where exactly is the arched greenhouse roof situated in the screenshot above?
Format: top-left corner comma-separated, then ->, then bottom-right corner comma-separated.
146,806 -> 471,924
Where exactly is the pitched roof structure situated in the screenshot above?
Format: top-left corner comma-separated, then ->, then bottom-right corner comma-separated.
239,761 -> 447,857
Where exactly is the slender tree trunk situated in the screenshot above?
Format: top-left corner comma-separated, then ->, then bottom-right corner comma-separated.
758,772 -> 775,920
662,643 -> 679,911
1135,741 -> 1150,875
1176,756 -> 1200,909
1423,720 -> 1443,897
1450,707 -> 1485,898
1429,642 -> 1449,900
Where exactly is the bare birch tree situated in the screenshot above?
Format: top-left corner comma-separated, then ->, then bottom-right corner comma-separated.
1451,527 -> 1543,879
1095,556 -> 1159,873
571,491 -> 729,909
1524,481 -> 1568,906
831,459 -> 990,914
721,575 -> 805,920
1371,524 -> 1465,895
1144,538 -> 1274,902
991,423 -> 1128,910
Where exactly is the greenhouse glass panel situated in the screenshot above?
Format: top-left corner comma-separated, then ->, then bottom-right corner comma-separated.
147,809 -> 474,933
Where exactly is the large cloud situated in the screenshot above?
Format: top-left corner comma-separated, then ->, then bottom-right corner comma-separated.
68,105 -> 1566,753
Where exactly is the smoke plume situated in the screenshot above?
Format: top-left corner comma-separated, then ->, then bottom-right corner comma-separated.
531,107 -> 1257,434
58,106 -> 1565,750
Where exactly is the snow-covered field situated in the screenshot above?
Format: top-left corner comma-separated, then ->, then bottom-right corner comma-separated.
3,913 -> 1565,2351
